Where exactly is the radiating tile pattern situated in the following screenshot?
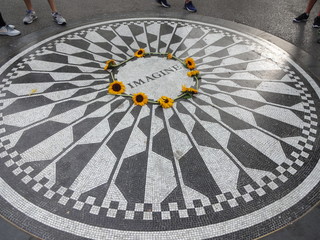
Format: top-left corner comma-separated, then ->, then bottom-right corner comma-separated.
0,18 -> 319,239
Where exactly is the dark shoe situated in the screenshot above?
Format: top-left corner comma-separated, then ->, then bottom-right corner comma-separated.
184,1 -> 197,12
312,16 -> 320,28
155,0 -> 171,8
293,13 -> 309,23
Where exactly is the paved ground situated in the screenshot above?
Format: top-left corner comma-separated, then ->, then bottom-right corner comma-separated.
1,0 -> 320,59
0,0 -> 319,239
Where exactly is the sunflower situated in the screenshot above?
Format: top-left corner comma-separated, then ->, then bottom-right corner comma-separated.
188,88 -> 198,94
182,85 -> 198,94
104,59 -> 116,70
167,53 -> 173,59
185,57 -> 196,70
132,92 -> 148,106
134,48 -> 145,58
108,81 -> 126,95
158,96 -> 174,108
187,70 -> 200,77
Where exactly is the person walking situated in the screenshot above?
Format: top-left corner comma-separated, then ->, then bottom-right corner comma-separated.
0,12 -> 21,36
156,0 -> 197,13
293,0 -> 320,28
23,0 -> 66,25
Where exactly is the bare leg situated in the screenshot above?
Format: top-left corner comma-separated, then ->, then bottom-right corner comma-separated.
47,0 -> 58,13
23,0 -> 34,11
305,0 -> 318,14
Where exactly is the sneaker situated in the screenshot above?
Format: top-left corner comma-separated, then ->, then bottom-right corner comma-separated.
0,25 -> 21,36
184,1 -> 197,12
52,12 -> 67,25
23,10 -> 37,24
155,0 -> 171,8
312,16 -> 320,28
293,12 -> 309,23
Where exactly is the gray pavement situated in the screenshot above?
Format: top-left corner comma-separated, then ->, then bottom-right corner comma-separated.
1,0 -> 320,60
0,0 -> 319,239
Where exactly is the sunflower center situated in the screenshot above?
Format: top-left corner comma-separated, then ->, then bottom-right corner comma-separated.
116,56 -> 193,99
136,95 -> 144,102
112,83 -> 121,92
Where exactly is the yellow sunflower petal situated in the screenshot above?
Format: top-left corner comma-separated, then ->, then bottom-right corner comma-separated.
158,96 -> 174,108
29,89 -> 37,96
108,80 -> 126,95
132,92 -> 148,106
187,70 -> 200,77
182,85 -> 188,92
188,87 -> 198,94
104,59 -> 116,70
167,53 -> 173,59
185,57 -> 196,70
134,48 -> 145,58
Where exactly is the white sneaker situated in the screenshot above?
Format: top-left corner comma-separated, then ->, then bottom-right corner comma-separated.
0,25 -> 21,36
52,12 -> 66,25
23,10 -> 38,24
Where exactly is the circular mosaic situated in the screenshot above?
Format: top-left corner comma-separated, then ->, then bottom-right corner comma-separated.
0,17 -> 319,240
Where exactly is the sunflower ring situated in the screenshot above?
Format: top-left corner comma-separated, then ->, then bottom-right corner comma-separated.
104,49 -> 200,108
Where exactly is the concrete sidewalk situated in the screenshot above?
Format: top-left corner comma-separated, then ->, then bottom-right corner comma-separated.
1,0 -> 320,58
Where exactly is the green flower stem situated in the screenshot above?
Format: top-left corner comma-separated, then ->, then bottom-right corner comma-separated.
146,52 -> 163,55
119,94 -> 133,97
174,93 -> 188,100
148,100 -> 159,104
115,57 -> 135,67
110,72 -> 115,81
173,56 -> 185,66
194,76 -> 199,89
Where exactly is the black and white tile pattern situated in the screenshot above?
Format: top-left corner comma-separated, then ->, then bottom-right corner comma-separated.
0,18 -> 319,239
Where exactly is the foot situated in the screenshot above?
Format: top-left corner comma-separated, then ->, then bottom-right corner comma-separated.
52,12 -> 67,25
293,12 -> 309,23
155,0 -> 171,8
312,16 -> 320,28
0,25 -> 21,36
184,1 -> 197,12
23,10 -> 37,24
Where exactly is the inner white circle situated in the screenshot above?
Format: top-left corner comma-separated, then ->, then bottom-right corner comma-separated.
116,56 -> 194,99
